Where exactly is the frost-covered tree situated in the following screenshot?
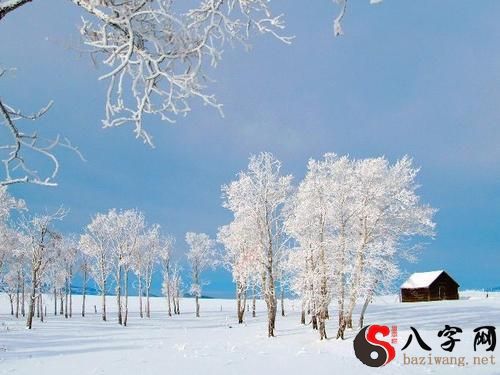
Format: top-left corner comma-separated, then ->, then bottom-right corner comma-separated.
137,224 -> 161,319
0,230 -> 25,316
4,231 -> 29,318
160,261 -> 183,315
19,208 -> 66,329
78,249 -> 92,317
170,263 -> 183,315
80,209 -> 145,324
45,243 -> 67,316
60,235 -> 79,318
43,235 -> 78,319
285,155 -> 355,339
106,209 -> 145,325
185,232 -> 216,317
0,185 -> 25,219
285,154 -> 435,340
0,160 -> 26,319
222,152 -> 292,337
218,217 -> 260,324
337,156 -> 435,338
80,213 -> 114,321
2,267 -> 18,315
158,234 -> 175,317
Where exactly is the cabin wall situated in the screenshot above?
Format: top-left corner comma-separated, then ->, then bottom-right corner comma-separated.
401,288 -> 430,302
429,283 -> 459,300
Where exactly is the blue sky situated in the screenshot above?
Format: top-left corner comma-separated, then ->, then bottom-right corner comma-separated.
1,0 -> 499,297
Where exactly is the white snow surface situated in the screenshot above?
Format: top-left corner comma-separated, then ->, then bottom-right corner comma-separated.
1,291 -> 499,375
401,270 -> 445,288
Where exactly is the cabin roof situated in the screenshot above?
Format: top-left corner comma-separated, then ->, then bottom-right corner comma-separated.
400,270 -> 445,289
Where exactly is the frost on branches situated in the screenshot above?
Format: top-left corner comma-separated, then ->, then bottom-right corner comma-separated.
80,208 -> 174,323
0,0 -> 290,187
76,0 -> 291,145
285,154 -> 435,340
186,232 -> 217,318
221,152 -> 292,337
79,211 -> 114,321
0,188 -> 26,318
0,69 -> 83,187
332,0 -> 383,37
157,234 -> 176,317
1,201 -> 184,329
0,152 -> 436,341
218,216 -> 260,324
18,208 -> 67,329
0,196 -> 88,328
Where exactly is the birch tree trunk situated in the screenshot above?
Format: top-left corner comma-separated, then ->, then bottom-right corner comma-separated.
236,283 -> 246,324
15,271 -> 20,318
264,267 -> 277,337
21,280 -> 25,317
69,267 -> 73,318
311,312 -> 318,330
26,266 -> 38,329
116,265 -> 122,325
345,243 -> 367,330
176,288 -> 180,315
236,286 -> 242,323
166,275 -> 172,317
82,269 -> 87,317
359,282 -> 376,328
252,286 -> 256,318
64,278 -> 69,318
146,285 -> 151,318
59,289 -> 64,315
337,223 -> 367,339
194,269 -> 200,318
280,285 -> 285,317
318,309 -> 327,340
242,292 -> 247,323
53,287 -> 57,315
8,294 -> 13,315
123,270 -> 129,326
36,292 -> 40,318
337,225 -> 347,328
138,276 -> 143,318
39,293 -> 44,323
101,279 -> 107,321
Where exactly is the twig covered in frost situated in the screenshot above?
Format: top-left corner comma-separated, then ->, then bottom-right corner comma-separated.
0,68 -> 84,187
76,0 -> 292,146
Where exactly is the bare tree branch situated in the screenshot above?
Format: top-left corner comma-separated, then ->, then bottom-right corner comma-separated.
333,0 -> 347,36
0,0 -> 33,21
0,68 -> 85,187
76,0 -> 292,146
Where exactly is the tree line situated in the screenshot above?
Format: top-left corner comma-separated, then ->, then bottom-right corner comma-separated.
0,151 -> 435,340
218,152 -> 435,339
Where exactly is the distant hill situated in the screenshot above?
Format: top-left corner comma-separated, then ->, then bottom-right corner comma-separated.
486,286 -> 500,292
69,286 -> 162,298
70,285 -> 99,296
182,293 -> 215,299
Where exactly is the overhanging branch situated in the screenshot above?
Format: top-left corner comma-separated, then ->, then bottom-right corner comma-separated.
0,0 -> 33,21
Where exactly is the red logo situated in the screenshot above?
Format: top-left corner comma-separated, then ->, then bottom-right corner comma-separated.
353,325 -> 396,367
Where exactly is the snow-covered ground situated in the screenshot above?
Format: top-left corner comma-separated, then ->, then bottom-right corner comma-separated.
1,291 -> 499,374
